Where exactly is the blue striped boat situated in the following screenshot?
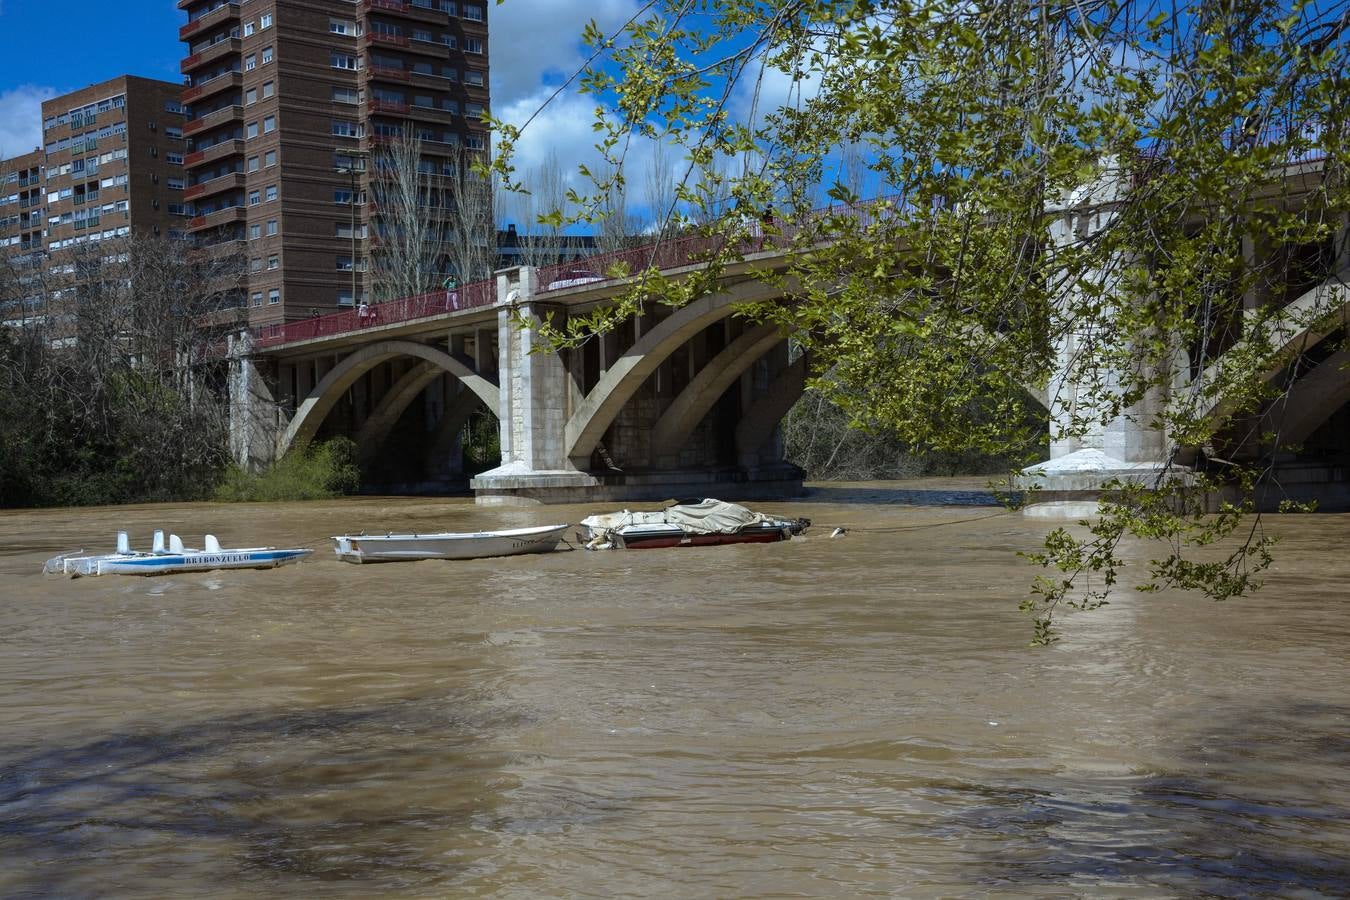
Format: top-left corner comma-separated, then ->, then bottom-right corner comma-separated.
44,531 -> 313,578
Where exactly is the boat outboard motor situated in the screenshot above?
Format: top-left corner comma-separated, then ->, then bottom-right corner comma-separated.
204,535 -> 222,553
116,532 -> 131,554
152,530 -> 166,554
169,534 -> 185,554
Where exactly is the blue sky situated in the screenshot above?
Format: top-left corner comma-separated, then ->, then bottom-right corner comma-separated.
0,1 -> 677,208
0,1 -> 773,226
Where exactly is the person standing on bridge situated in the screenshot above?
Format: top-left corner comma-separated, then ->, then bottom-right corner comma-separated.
357,300 -> 371,325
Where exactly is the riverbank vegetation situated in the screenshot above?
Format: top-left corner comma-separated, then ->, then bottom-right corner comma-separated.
0,237 -> 239,508
213,438 -> 360,503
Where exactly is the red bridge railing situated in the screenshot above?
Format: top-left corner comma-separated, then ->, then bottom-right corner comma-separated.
249,194 -> 909,351
252,278 -> 496,348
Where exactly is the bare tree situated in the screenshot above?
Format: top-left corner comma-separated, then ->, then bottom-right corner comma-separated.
594,161 -> 641,254
441,145 -> 495,285
369,133 -> 450,300
503,149 -> 567,267
644,141 -> 679,240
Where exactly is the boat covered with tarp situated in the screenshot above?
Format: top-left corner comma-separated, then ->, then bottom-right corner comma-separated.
576,499 -> 809,550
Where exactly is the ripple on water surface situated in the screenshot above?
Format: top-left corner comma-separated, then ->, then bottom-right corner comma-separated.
0,492 -> 1347,897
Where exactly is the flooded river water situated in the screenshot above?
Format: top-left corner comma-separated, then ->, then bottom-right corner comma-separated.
0,482 -> 1346,897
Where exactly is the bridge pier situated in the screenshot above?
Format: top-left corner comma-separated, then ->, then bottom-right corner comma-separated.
1018,161 -> 1186,502
470,267 -> 601,504
470,266 -> 805,505
227,330 -> 282,470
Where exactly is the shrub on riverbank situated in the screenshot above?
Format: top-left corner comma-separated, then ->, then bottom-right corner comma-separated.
213,438 -> 359,502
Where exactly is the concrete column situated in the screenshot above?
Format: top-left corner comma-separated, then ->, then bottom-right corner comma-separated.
470,266 -> 599,504
1020,159 -> 1185,498
227,330 -> 281,470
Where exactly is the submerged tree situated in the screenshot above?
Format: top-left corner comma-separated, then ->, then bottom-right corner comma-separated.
491,0 -> 1350,640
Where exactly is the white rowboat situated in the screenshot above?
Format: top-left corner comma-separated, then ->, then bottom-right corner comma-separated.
331,523 -> 570,563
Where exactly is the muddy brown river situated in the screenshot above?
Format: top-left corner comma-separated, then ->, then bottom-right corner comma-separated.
0,482 -> 1346,897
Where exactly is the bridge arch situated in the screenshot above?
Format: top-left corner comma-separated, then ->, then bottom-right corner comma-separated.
564,279 -> 782,467
649,324 -> 786,467
1196,268 -> 1350,431
279,339 -> 499,457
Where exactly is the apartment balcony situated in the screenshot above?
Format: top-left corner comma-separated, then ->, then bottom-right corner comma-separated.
183,105 -> 243,137
366,64 -> 412,83
365,31 -> 410,49
181,37 -> 241,74
363,0 -> 443,23
182,70 -> 242,104
179,2 -> 240,39
406,36 -> 451,58
187,206 -> 246,230
189,237 -> 247,262
368,98 -> 409,114
183,171 -> 245,202
183,138 -> 245,169
404,102 -> 458,124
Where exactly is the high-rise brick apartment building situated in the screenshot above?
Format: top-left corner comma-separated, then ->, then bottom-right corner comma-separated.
179,0 -> 491,327
0,76 -> 188,328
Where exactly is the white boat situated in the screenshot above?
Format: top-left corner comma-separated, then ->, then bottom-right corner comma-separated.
331,523 -> 571,563
577,499 -> 810,550
43,530 -> 313,578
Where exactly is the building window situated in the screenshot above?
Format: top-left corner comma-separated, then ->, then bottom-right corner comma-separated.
268,288 -> 280,304
247,155 -> 260,172
251,291 -> 262,307
465,70 -> 484,86
250,257 -> 262,272
465,102 -> 484,119
336,255 -> 353,270
262,81 -> 274,99
262,115 -> 275,133
413,28 -> 432,42
261,13 -> 272,28
249,223 -> 261,239
245,88 -> 257,105
262,46 -> 273,64
332,86 -> 358,104
244,21 -> 255,36
245,53 -> 257,71
267,254 -> 278,270
463,5 -> 483,21
166,153 -> 183,165
249,190 -> 261,206
267,219 -> 278,235
265,184 -> 277,202
331,52 -> 359,70
464,37 -> 483,54
330,19 -> 358,35
246,122 -> 259,139
331,120 -> 361,138
167,178 -> 185,190
264,150 -> 277,167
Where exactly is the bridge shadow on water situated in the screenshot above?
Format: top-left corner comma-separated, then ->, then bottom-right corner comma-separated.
0,697 -> 577,895
947,702 -> 1350,896
797,483 -> 1017,507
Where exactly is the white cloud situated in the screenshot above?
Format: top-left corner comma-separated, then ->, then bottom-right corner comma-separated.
489,0 -> 644,106
0,85 -> 56,159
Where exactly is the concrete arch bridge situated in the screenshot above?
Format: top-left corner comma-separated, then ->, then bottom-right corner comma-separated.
228,170 -> 1350,507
